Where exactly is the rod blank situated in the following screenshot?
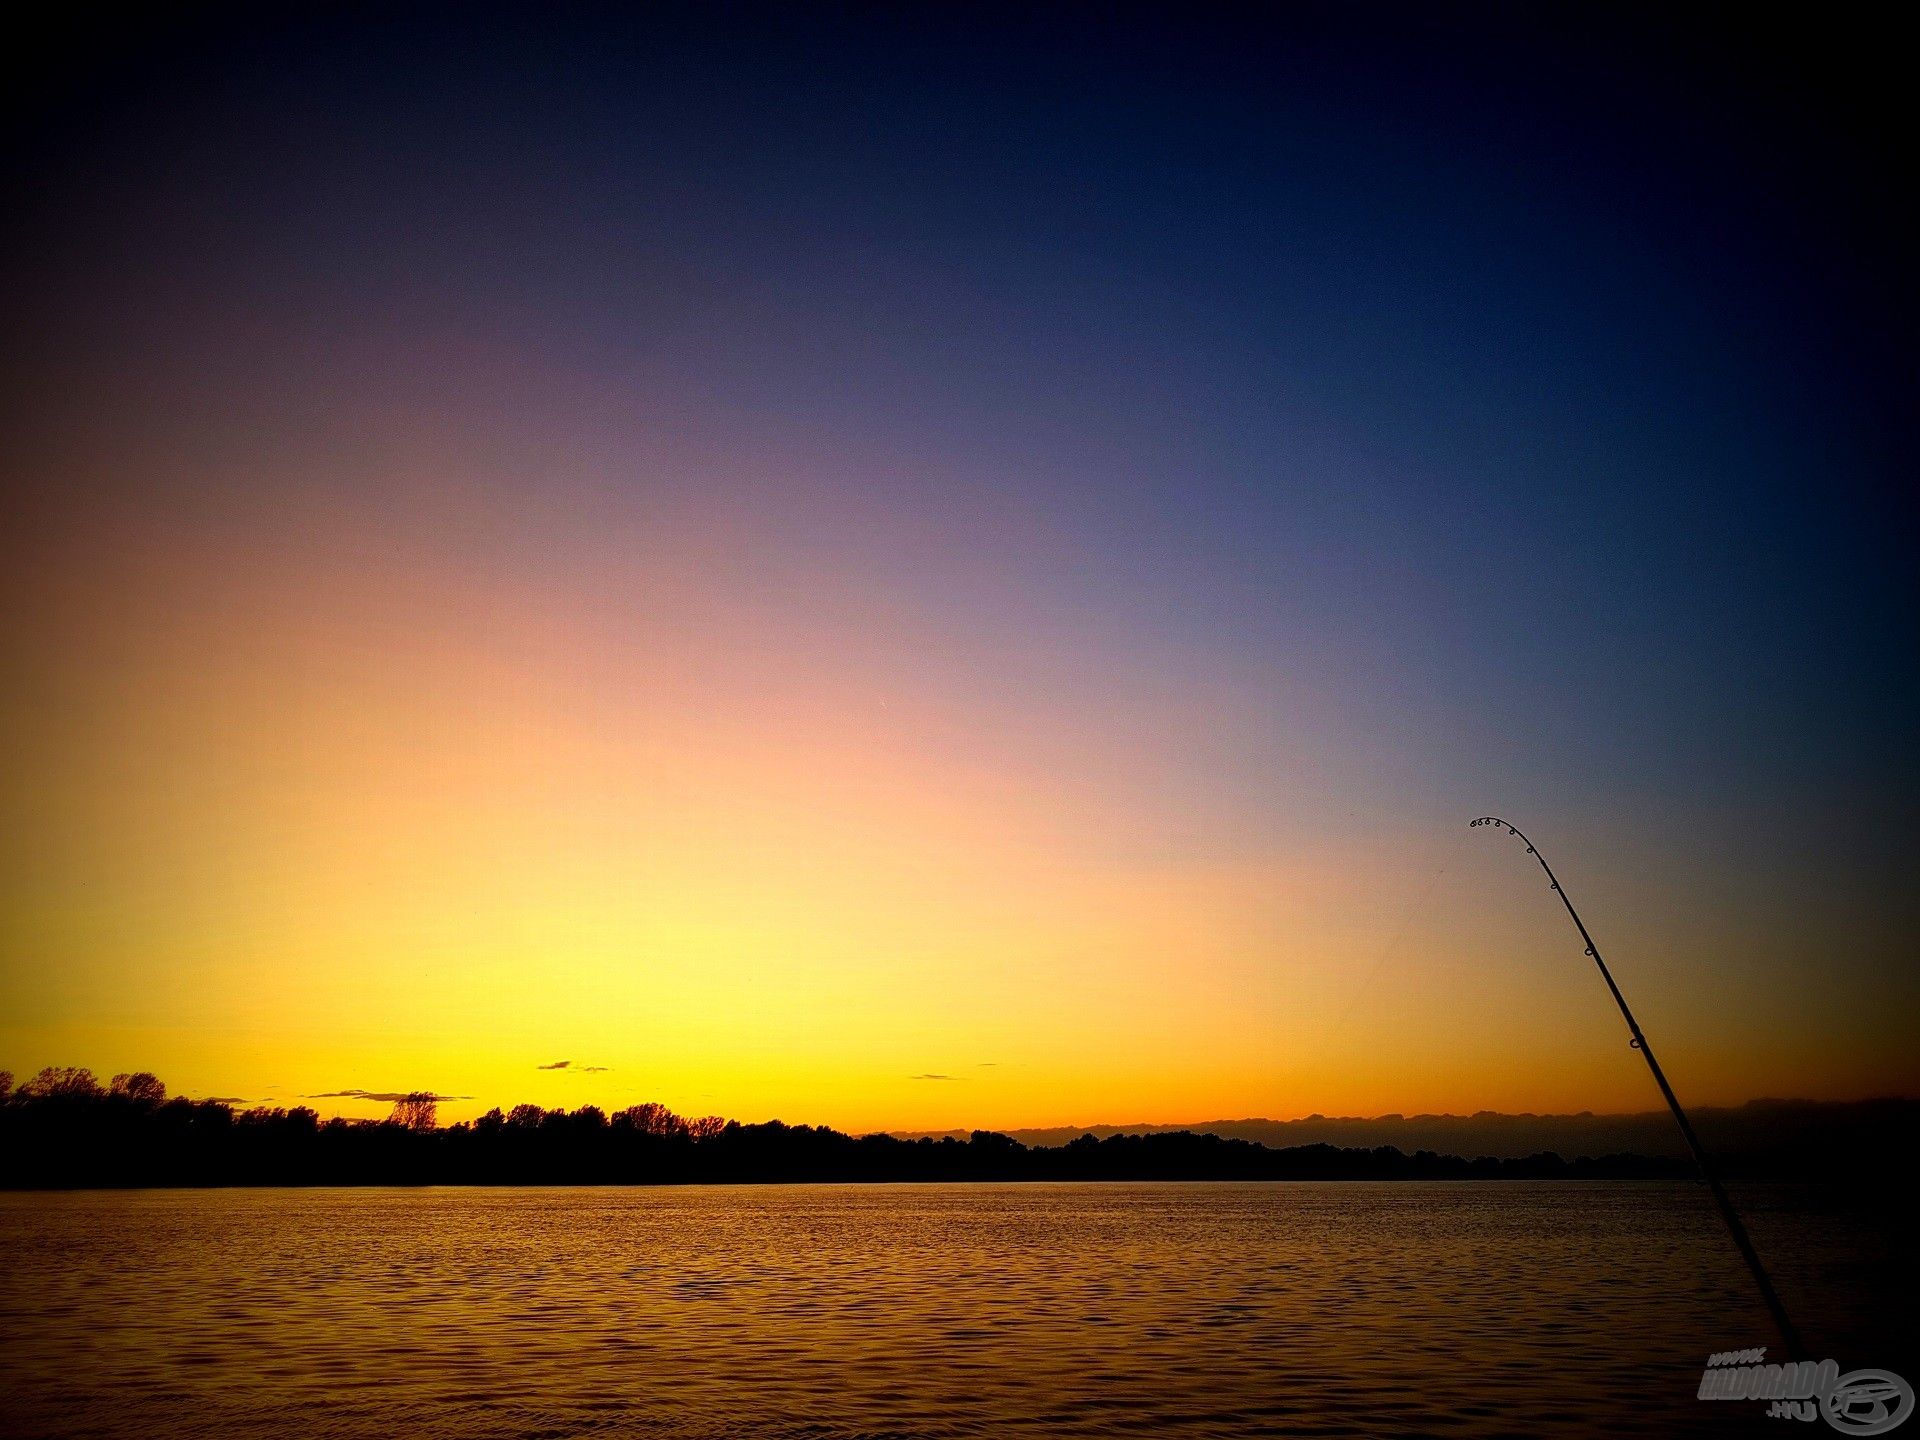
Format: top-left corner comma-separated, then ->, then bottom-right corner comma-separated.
1470,816 -> 1804,1359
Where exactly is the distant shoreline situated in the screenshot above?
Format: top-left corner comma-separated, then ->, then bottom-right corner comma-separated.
890,1096 -> 1919,1160
6,1071 -> 1907,1189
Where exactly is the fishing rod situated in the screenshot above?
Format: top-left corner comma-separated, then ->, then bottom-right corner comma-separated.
1470,816 -> 1804,1359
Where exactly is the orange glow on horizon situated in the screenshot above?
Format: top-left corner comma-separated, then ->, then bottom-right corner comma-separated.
3,464 -> 1914,1134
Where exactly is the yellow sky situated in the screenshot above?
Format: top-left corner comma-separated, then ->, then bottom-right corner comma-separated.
2,476 -> 1913,1131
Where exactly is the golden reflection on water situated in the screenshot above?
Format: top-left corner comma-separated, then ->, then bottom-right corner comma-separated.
0,1182 -> 1905,1438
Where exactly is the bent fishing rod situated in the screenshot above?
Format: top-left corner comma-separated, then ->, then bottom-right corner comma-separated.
1470,816 -> 1804,1359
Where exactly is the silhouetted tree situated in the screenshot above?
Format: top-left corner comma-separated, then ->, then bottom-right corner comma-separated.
389,1093 -> 438,1132
0,1063 -> 1753,1189
617,1101 -> 686,1137
22,1066 -> 101,1099
109,1072 -> 167,1104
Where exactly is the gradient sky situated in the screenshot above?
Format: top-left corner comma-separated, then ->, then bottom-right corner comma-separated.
3,5 -> 1914,1131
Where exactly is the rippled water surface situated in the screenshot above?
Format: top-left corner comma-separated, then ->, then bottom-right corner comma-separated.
1,1183 -> 1909,1438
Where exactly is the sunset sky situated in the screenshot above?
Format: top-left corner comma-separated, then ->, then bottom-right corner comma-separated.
3,7 -> 1913,1131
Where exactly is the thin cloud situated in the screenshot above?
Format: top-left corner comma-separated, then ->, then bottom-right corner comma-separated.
537,1061 -> 572,1070
538,1060 -> 610,1073
306,1088 -> 472,1102
909,1073 -> 956,1081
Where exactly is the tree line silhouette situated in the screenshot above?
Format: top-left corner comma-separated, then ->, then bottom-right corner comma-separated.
0,1066 -> 1690,1188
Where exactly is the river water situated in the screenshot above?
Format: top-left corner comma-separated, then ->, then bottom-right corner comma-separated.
0,1182 -> 1909,1437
